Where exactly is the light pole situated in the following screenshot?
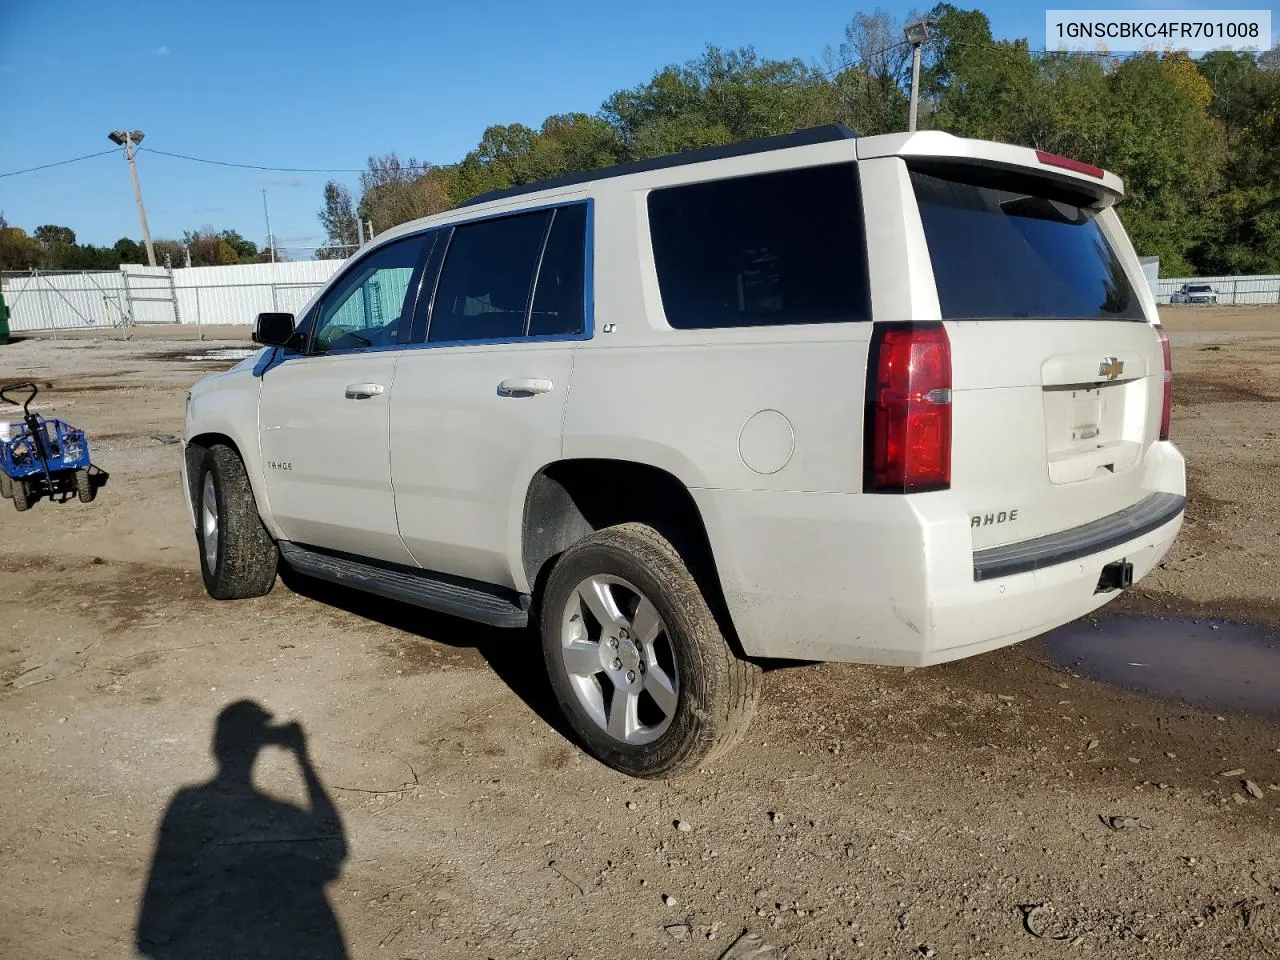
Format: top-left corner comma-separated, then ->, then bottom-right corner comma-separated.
261,189 -> 276,263
904,20 -> 931,133
108,130 -> 156,267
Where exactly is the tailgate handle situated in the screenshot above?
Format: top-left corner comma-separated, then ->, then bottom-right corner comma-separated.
1042,352 -> 1146,386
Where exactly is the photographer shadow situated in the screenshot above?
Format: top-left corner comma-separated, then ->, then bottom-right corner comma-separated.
135,701 -> 349,960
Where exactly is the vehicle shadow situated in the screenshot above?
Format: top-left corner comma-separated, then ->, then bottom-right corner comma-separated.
135,700 -> 349,960
278,566 -> 574,743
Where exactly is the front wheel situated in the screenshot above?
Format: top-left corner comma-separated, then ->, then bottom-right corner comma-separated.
75,468 -> 95,503
196,445 -> 278,599
541,522 -> 761,778
0,471 -> 11,499
12,478 -> 31,512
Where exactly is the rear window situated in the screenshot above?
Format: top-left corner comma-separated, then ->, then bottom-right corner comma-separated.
648,163 -> 869,329
910,167 -> 1145,321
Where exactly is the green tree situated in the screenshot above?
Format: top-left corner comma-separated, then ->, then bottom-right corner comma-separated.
316,181 -> 360,258
1098,53 -> 1225,273
219,230 -> 259,262
114,237 -> 146,264
151,240 -> 184,267
1192,51 -> 1280,272
0,214 -> 40,270
178,228 -> 260,266
33,224 -> 77,269
827,9 -> 914,135
922,5 -> 1046,143
603,46 -> 834,159
61,244 -> 120,270
445,115 -> 624,204
356,153 -> 451,234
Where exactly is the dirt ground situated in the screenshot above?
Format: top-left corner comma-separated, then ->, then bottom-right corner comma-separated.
2,308 -> 1279,960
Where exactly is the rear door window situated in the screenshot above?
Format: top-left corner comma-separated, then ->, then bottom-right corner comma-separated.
910,166 -> 1145,321
647,163 -> 869,329
428,211 -> 551,343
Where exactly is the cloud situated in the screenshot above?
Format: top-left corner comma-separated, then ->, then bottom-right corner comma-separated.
152,45 -> 171,56
261,175 -> 304,189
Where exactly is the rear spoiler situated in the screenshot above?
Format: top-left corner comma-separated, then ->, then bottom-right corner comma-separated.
856,131 -> 1124,205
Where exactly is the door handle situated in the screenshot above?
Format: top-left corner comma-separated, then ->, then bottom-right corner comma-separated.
344,383 -> 385,400
497,378 -> 553,397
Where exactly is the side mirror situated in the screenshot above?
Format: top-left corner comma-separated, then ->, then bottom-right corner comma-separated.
252,312 -> 296,347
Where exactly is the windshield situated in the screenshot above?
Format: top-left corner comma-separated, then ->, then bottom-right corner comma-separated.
1188,285 -> 1212,292
910,166 -> 1145,321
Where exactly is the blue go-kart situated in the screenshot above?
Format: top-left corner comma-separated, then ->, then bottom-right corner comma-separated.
1,381 -> 95,512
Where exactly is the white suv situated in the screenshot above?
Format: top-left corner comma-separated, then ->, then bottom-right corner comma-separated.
183,126 -> 1185,777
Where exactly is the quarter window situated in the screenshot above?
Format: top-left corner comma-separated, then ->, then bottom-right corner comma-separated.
647,164 -> 869,329
311,234 -> 430,353
529,205 -> 587,337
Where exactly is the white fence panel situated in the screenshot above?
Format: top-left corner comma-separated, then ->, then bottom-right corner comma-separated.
122,266 -> 178,324
174,261 -> 343,329
3,270 -> 131,332
1157,274 -> 1280,306
2,259 -> 349,334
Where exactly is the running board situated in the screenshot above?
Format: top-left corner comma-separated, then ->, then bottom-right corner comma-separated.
278,541 -> 529,628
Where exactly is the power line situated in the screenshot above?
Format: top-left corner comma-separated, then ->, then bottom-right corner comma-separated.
940,36 -> 1199,60
142,147 -> 436,175
810,40 -> 910,82
0,148 -> 118,179
139,147 -> 367,173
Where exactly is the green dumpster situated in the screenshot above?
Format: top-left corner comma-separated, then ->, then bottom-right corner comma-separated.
0,286 -> 8,344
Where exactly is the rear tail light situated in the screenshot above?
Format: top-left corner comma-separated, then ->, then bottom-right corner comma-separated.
1035,150 -> 1105,179
864,322 -> 952,493
1155,324 -> 1172,440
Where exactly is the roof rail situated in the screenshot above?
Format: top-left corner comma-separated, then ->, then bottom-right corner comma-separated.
459,123 -> 859,207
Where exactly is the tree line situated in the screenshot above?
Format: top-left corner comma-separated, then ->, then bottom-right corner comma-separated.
318,4 -> 1280,276
0,217 -> 274,271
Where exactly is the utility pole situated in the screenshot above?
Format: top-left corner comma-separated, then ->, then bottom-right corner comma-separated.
904,20 -> 930,133
262,188 -> 276,263
108,130 -> 156,267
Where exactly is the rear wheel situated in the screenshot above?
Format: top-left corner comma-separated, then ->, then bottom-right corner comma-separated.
12,478 -> 31,512
75,468 -> 95,503
196,445 -> 278,599
541,522 -> 760,778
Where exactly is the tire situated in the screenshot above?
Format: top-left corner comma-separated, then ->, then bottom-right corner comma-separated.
0,471 -> 11,499
75,468 -> 95,504
196,444 -> 278,600
12,478 -> 31,512
540,522 -> 761,778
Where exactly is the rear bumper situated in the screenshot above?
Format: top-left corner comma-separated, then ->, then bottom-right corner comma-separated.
973,492 -> 1184,580
695,447 -> 1185,666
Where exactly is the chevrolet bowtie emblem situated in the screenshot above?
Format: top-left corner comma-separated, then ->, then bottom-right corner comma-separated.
1098,357 -> 1124,380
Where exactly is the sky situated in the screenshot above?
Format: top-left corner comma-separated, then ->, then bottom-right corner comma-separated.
0,0 -> 1266,256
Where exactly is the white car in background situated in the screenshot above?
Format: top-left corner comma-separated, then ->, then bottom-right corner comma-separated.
1171,283 -> 1217,304
183,126 -> 1186,777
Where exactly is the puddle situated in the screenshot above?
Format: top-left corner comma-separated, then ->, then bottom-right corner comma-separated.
181,349 -> 254,362
1044,615 -> 1280,720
